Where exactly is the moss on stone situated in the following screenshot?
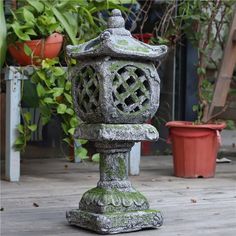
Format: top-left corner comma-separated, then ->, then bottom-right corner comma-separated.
117,39 -> 129,46
81,187 -> 148,212
115,45 -> 150,53
109,62 -> 123,71
118,157 -> 126,178
100,156 -> 113,179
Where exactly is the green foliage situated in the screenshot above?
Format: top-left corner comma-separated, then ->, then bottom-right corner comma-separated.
7,0 -> 121,45
152,0 -> 234,123
31,58 -> 81,147
92,153 -> 100,162
192,104 -> 204,124
0,0 -> 7,70
14,112 -> 37,151
7,1 -> 61,42
17,58 -> 102,161
180,1 -> 234,122
11,0 -> 125,159
225,120 -> 236,130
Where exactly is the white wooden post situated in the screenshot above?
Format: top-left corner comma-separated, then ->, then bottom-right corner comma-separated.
5,67 -> 24,181
129,142 -> 141,176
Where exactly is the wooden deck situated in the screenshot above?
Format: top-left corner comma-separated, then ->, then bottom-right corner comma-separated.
1,155 -> 236,236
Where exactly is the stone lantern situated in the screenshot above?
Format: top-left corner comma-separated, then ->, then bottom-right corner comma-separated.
66,9 -> 167,234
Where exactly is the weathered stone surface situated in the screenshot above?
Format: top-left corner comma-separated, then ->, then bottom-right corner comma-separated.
70,59 -> 160,124
66,209 -> 163,234
66,8 -> 166,235
66,9 -> 167,61
79,187 -> 149,213
78,141 -> 149,214
75,124 -> 159,141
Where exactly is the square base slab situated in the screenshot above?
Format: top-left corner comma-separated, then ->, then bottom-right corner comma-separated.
66,209 -> 163,234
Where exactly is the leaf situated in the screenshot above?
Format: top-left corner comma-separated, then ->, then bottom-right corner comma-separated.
25,28 -> 37,36
76,147 -> 88,157
42,58 -> 58,69
44,97 -> 54,104
78,139 -> 88,145
17,124 -> 24,134
63,137 -> 71,145
11,22 -> 31,41
26,0 -> 44,13
23,8 -> 35,23
23,44 -> 32,56
197,67 -> 206,75
66,108 -> 74,115
14,137 -> 24,145
51,6 -> 77,45
68,127 -> 75,135
64,93 -> 72,104
23,112 -> 31,123
192,105 -> 199,112
61,122 -> 69,134
0,0 -> 7,70
65,81 -> 71,91
81,7 -> 95,26
69,117 -> 78,127
52,87 -> 64,98
36,71 -> 46,81
57,103 -> 67,114
42,116 -> 51,125
33,202 -> 39,207
53,67 -> 65,76
28,124 -> 37,131
36,83 -> 46,97
92,153 -> 100,162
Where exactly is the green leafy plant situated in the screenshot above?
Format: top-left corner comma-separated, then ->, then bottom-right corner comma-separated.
10,0 -> 126,158
7,0 -> 62,42
225,120 -> 236,130
0,0 -> 7,70
7,0 -> 124,45
14,58 -> 86,158
179,1 -> 234,123
151,0 -> 235,123
15,112 -> 37,151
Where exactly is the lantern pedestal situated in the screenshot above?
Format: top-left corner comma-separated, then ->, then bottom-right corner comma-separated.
66,124 -> 163,234
67,209 -> 162,234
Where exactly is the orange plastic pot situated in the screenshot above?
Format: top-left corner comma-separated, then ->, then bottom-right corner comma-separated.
166,121 -> 226,178
8,33 -> 63,66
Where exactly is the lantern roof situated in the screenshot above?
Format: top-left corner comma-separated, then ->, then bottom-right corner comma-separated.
66,9 -> 168,61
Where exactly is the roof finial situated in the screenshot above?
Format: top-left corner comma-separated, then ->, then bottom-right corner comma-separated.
108,9 -> 125,29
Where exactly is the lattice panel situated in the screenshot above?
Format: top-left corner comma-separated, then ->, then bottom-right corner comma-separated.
75,66 -> 99,113
112,66 -> 150,114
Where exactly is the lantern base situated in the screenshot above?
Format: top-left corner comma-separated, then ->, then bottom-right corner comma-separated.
66,209 -> 163,234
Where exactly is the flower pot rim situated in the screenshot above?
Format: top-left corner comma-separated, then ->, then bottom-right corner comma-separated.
9,32 -> 64,46
166,121 -> 226,130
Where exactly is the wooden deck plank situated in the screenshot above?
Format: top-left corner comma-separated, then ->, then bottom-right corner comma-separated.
1,155 -> 236,236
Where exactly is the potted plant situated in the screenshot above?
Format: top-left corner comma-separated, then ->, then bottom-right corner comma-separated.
163,1 -> 234,178
6,1 -> 63,65
9,0 -> 123,161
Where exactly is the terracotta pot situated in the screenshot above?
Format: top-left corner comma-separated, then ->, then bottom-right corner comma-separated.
166,121 -> 226,178
8,33 -> 63,66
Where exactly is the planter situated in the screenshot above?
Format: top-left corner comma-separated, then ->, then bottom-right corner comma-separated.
166,121 -> 226,178
8,33 -> 63,66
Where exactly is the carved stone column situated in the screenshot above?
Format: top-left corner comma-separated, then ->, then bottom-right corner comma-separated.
66,9 -> 167,234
